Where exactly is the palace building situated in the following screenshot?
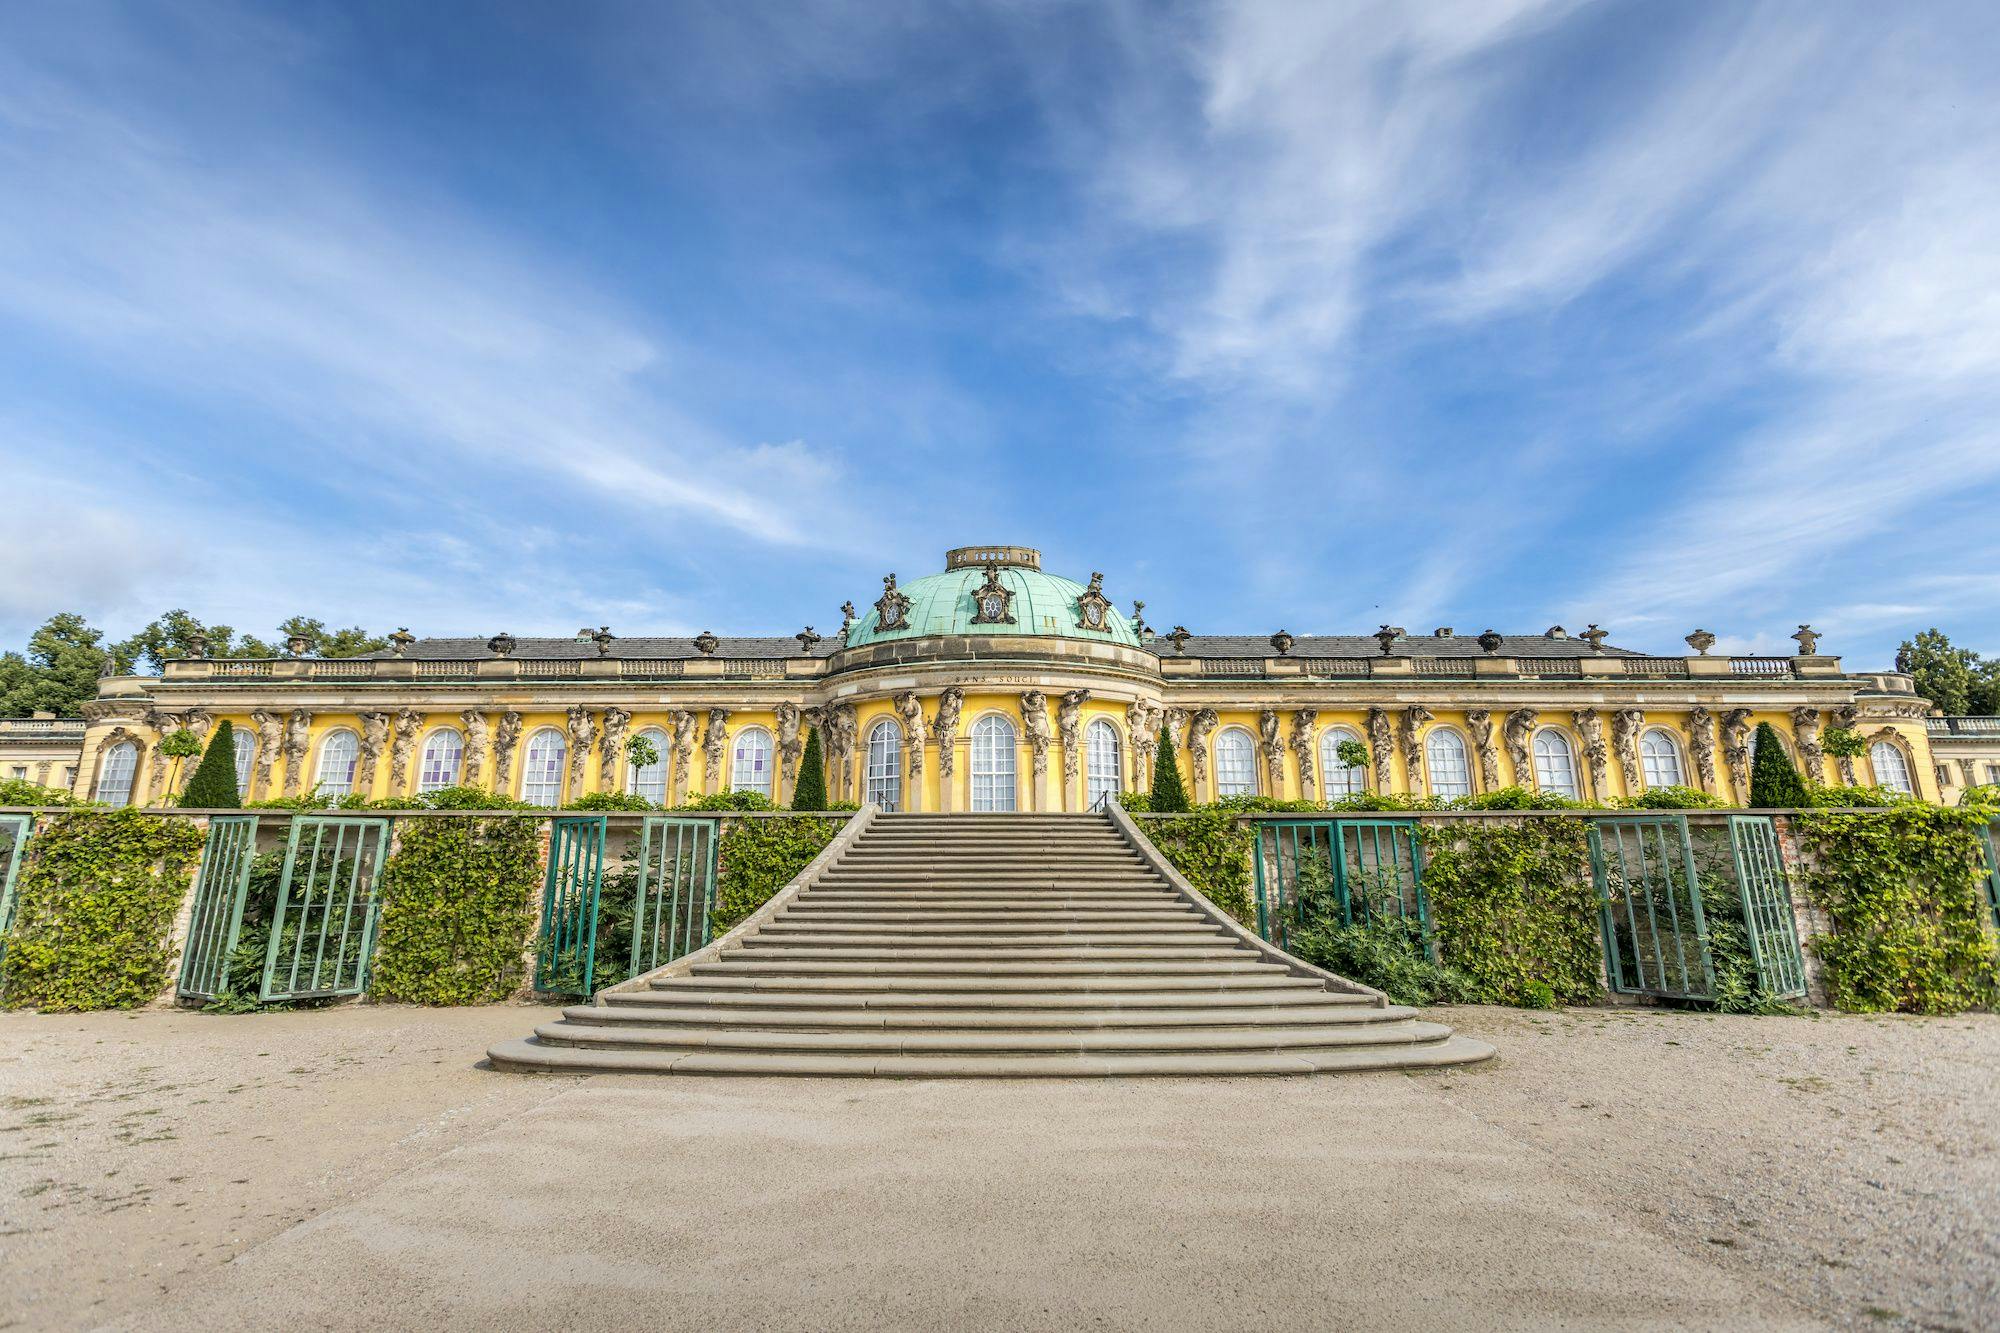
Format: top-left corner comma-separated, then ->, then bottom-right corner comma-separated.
71,545 -> 1945,811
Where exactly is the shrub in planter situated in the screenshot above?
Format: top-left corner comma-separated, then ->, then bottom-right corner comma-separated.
1749,722 -> 1809,808
1149,727 -> 1190,813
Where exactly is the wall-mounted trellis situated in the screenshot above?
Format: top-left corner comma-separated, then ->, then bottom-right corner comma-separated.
261,816 -> 390,1001
535,815 -> 607,995
176,815 -> 259,1002
1977,822 -> 2000,932
1252,818 -> 1428,952
1726,815 -> 1809,1000
629,816 -> 719,977
0,813 -> 33,954
1589,814 -> 1715,1000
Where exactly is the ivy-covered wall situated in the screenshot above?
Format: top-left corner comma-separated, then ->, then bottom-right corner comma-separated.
1420,818 -> 1602,1007
1132,811 -> 1255,925
369,816 -> 544,1005
712,815 -> 844,933
1,810 -> 203,1011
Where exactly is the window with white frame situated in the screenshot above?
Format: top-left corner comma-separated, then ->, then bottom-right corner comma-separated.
232,727 -> 256,796
417,728 -> 463,793
1213,727 -> 1258,797
521,728 -> 566,807
1533,729 -> 1579,797
96,740 -> 138,805
732,726 -> 774,797
315,729 -> 360,798
866,718 -> 903,810
1869,740 -> 1914,794
627,727 -> 669,804
972,714 -> 1018,811
1318,727 -> 1366,797
1425,729 -> 1471,798
1085,718 -> 1120,809
1639,729 -> 1684,789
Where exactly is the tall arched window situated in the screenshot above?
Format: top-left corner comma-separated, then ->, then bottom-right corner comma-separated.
1639,729 -> 1684,789
316,729 -> 360,798
417,728 -> 463,793
1869,740 -> 1914,795
1425,729 -> 1471,798
1213,727 -> 1258,797
1318,727 -> 1366,798
1533,729 -> 1579,798
95,740 -> 138,806
232,727 -> 256,796
865,718 -> 903,811
521,728 -> 566,807
626,726 -> 669,804
733,726 -> 774,797
972,715 -> 1018,811
1085,719 -> 1121,810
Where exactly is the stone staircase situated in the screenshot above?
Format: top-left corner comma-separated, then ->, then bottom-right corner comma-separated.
487,812 -> 1495,1077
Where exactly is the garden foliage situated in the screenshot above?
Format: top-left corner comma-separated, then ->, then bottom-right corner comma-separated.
180,720 -> 243,809
1418,818 -> 1601,1007
368,814 -> 544,1004
1132,809 -> 1253,924
1149,727 -> 1190,813
791,726 -> 828,811
711,815 -> 844,932
1749,721 -> 1809,808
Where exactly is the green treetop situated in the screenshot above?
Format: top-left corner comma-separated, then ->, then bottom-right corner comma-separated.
1149,725 -> 1190,813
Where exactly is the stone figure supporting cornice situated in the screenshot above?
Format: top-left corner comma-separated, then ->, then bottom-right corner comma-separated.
1058,689 -> 1090,808
1611,709 -> 1645,794
142,708 -> 180,805
1503,709 -> 1537,789
895,691 -> 928,789
1126,700 -> 1157,791
460,710 -> 490,787
1020,691 -> 1053,811
1573,709 -> 1608,802
775,702 -> 805,795
490,711 -> 521,793
702,708 -> 730,793
1829,705 -> 1860,784
1686,706 -> 1716,793
1465,710 -> 1498,792
566,705 -> 598,801
1259,709 -> 1284,796
1289,709 -> 1319,795
280,709 -> 312,797
932,688 -> 964,778
388,707 -> 423,795
1399,706 -> 1433,797
250,710 -> 283,801
1187,708 -> 1218,801
1791,707 -> 1823,785
599,707 -> 631,792
669,710 -> 698,801
1721,708 -> 1754,801
1366,708 -> 1395,794
358,712 -> 391,794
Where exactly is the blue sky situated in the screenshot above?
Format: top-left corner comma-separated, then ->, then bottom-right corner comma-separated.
2,1 -> 1997,668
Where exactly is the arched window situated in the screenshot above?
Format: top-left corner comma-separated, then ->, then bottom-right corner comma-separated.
732,726 -> 774,797
1318,727 -> 1366,798
1869,740 -> 1914,795
1425,729 -> 1471,798
865,718 -> 903,811
1639,729 -> 1684,789
417,728 -> 463,793
96,740 -> 138,806
316,729 -> 360,798
1085,719 -> 1121,810
1533,729 -> 1579,798
972,715 -> 1018,811
232,727 -> 256,796
521,728 -> 566,807
1213,727 -> 1258,797
626,726 -> 669,804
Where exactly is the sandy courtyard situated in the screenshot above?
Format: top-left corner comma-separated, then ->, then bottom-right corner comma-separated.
1,1003 -> 1993,1331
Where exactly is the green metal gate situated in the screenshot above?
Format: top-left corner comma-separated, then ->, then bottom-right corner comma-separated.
1589,814 -> 1715,1001
1977,822 -> 2000,932
630,816 -> 720,976
1252,818 -> 1428,952
261,816 -> 390,1002
535,815 -> 607,995
176,815 -> 259,1001
1726,815 -> 1809,1000
0,814 -> 32,952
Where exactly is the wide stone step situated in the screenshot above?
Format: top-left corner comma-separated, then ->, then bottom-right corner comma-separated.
813,875 -> 1167,889
568,1002 -> 1411,1030
756,920 -> 1221,938
526,1016 -> 1458,1055
796,894 -> 1180,908
651,973 -> 1325,995
614,985 -> 1358,1010
730,942 -> 1249,959
689,958 -> 1286,977
778,910 -> 1203,926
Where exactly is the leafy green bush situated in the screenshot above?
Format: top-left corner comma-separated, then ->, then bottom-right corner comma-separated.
1419,818 -> 1602,1007
1206,794 -> 1323,813
566,790 -> 656,812
1795,805 -> 2000,1014
1290,917 -> 1483,1007
711,815 -> 843,932
1804,784 -> 1903,808
0,778 -> 84,807
179,720 -> 243,808
678,790 -> 777,812
1133,810 -> 1253,924
1,810 -> 203,1010
1750,722 -> 1809,808
1456,786 -> 1584,811
1149,727 -> 1190,813
1615,785 -> 1723,810
369,785 -> 530,812
367,814 -> 543,1004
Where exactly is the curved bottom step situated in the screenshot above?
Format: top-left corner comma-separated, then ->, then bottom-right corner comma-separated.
486,1034 -> 1496,1078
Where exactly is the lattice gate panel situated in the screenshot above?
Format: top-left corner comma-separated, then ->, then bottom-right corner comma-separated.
535,815 -> 607,995
1252,818 -> 1428,952
1727,815 -> 1809,1000
176,815 -> 259,1001
261,816 -> 390,1002
0,814 -> 32,953
1589,814 -> 1715,1001
630,816 -> 719,977
1978,823 -> 2000,932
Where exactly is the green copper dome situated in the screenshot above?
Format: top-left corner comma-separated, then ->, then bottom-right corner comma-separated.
845,546 -> 1142,649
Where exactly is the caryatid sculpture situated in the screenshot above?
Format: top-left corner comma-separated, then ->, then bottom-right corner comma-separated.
932,688 -> 964,781
566,705 -> 598,800
1125,699 -> 1158,790
1187,709 -> 1219,797
388,707 -> 423,795
1573,708 -> 1609,801
1289,709 -> 1319,795
1611,709 -> 1645,794
1791,706 -> 1823,785
895,691 -> 928,788
701,708 -> 730,792
1398,706 -> 1433,797
1465,709 -> 1499,792
358,711 -> 391,794
461,709 -> 491,787
1721,708 -> 1754,800
1503,709 -> 1536,788
1686,706 -> 1716,792
1828,705 -> 1860,784
775,702 -> 805,793
142,708 -> 180,805
1259,709 -> 1284,795
491,711 -> 522,791
250,709 -> 283,800
669,710 -> 698,800
281,709 -> 314,797
598,707 -> 631,791
1057,689 -> 1091,807
1020,692 -> 1054,808
1366,708 -> 1395,794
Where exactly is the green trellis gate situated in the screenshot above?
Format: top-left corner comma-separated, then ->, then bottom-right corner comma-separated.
630,815 -> 720,976
535,815 -> 608,995
176,815 -> 260,1001
261,816 -> 391,1001
1726,815 -> 1809,1001
0,814 -> 33,951
1251,818 -> 1429,953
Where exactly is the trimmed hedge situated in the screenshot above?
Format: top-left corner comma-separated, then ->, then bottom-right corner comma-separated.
1,810 -> 203,1011
368,816 -> 543,1005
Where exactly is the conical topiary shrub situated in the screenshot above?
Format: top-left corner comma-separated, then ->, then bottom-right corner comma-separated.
1748,721 -> 1809,809
1150,725 -> 1190,813
180,720 -> 243,809
791,725 -> 828,811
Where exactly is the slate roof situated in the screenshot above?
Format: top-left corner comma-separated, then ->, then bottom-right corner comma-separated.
357,636 -> 838,662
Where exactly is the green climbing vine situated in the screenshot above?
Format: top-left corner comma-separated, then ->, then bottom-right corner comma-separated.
1,809 -> 203,1011
1418,818 -> 1601,1007
711,815 -> 845,933
367,815 -> 544,1005
1132,810 -> 1254,925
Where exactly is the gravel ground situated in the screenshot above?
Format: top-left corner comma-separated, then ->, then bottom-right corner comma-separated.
0,1003 -> 1992,1331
